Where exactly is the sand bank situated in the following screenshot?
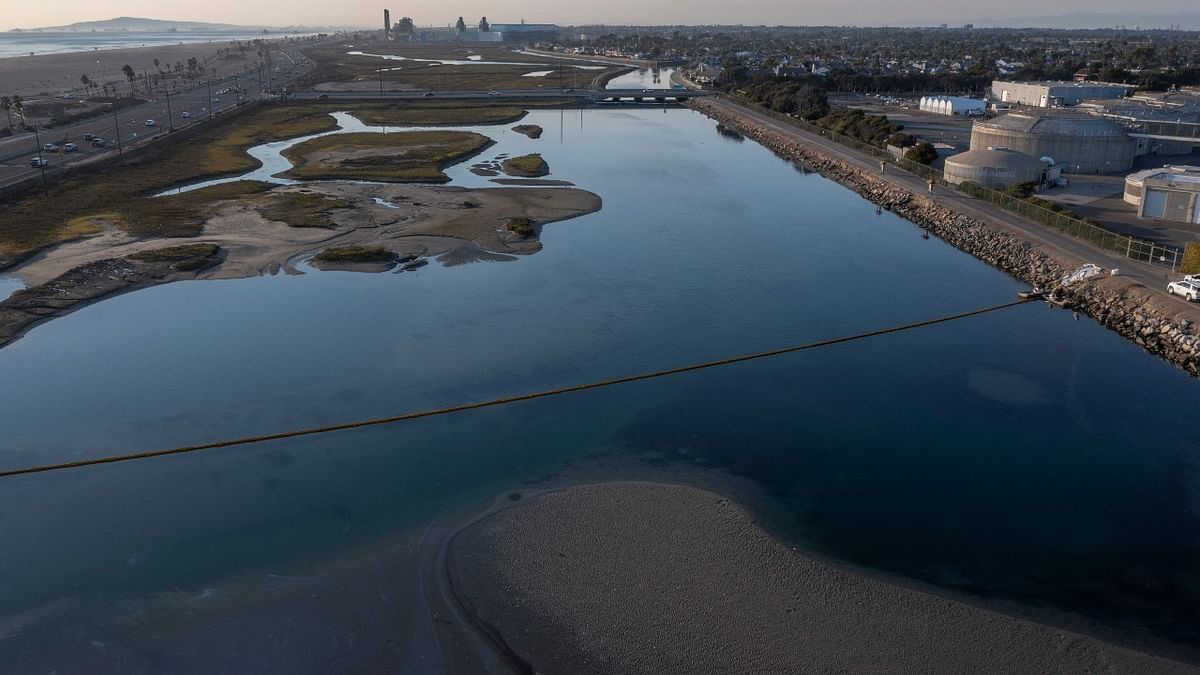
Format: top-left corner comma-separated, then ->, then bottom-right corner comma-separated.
449,482 -> 1197,674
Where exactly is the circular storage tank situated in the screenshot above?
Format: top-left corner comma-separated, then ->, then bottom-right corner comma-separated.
944,147 -> 1049,189
970,114 -> 1135,174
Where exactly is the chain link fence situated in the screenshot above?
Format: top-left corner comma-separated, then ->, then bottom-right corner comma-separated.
731,97 -> 1182,272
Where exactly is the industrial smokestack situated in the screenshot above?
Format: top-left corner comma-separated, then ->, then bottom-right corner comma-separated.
384,9 -> 391,38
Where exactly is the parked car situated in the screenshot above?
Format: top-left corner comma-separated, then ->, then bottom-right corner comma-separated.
1167,279 -> 1200,301
43,143 -> 57,152
91,138 -> 106,147
181,111 -> 190,118
422,91 -> 435,97
30,157 -> 50,167
488,90 -> 501,96
144,119 -> 156,127
84,133 -> 94,141
63,142 -> 78,152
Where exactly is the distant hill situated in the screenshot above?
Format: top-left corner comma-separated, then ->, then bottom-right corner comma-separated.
29,16 -> 271,32
961,11 -> 1200,30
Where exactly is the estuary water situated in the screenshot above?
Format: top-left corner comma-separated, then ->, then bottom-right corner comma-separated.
1,108 -> 1198,669
605,66 -> 678,90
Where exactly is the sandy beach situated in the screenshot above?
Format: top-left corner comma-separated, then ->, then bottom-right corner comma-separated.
0,40 -> 272,98
448,482 -> 1199,674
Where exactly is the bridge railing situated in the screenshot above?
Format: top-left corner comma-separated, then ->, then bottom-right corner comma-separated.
729,97 -> 1183,272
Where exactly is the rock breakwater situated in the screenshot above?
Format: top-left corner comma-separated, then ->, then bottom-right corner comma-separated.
690,99 -> 1198,376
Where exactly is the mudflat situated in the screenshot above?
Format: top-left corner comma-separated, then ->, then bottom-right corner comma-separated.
0,183 -> 601,349
449,482 -> 1198,674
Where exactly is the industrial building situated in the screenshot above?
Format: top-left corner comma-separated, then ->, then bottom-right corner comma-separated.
918,96 -> 986,116
990,80 -> 1134,108
1123,166 -> 1200,224
943,147 -> 1057,189
488,23 -> 560,43
970,114 -> 1136,174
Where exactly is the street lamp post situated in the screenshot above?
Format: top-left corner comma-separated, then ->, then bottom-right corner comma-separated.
31,125 -> 48,194
111,102 -> 123,156
164,88 -> 174,131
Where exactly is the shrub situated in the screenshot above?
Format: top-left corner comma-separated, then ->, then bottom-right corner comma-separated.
1182,242 -> 1200,274
1005,181 -> 1038,199
904,142 -> 938,165
506,217 -> 535,237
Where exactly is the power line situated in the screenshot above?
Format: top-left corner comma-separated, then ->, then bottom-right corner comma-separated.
0,299 -> 1031,480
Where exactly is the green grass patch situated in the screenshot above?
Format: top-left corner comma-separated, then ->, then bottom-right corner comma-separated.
128,243 -> 220,262
281,131 -> 492,182
502,153 -> 549,177
128,242 -> 220,271
312,245 -> 395,263
0,103 -> 341,257
513,124 -> 543,138
257,191 -> 351,228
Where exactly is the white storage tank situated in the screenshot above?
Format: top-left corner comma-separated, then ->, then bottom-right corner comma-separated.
970,113 -> 1135,174
944,147 -> 1050,188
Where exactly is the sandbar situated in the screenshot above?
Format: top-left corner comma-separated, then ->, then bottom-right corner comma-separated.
448,482 -> 1198,674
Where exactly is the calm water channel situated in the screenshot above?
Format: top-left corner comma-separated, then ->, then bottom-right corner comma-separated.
1,108 -> 1198,668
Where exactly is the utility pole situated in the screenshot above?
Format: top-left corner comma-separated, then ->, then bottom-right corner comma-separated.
111,103 -> 123,156
206,79 -> 213,120
164,87 -> 174,131
31,126 -> 48,194
378,66 -> 384,99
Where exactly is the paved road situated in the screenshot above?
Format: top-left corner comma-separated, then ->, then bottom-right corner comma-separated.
0,46 -> 313,191
705,97 -> 1199,312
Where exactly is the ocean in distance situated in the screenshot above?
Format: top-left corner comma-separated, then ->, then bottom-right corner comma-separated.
0,31 -> 313,59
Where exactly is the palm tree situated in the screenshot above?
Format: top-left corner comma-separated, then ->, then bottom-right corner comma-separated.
12,95 -> 24,126
122,64 -> 137,94
1,96 -> 12,130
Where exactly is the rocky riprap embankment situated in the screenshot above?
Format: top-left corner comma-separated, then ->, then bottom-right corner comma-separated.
0,245 -> 220,349
690,99 -> 1199,377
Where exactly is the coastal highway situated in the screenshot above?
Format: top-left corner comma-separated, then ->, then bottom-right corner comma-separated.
0,46 -> 312,192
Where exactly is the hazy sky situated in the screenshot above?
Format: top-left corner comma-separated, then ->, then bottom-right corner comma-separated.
4,0 -> 1199,31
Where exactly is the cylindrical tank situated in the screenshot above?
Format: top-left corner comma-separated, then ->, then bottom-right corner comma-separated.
970,114 -> 1135,174
944,147 -> 1049,188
